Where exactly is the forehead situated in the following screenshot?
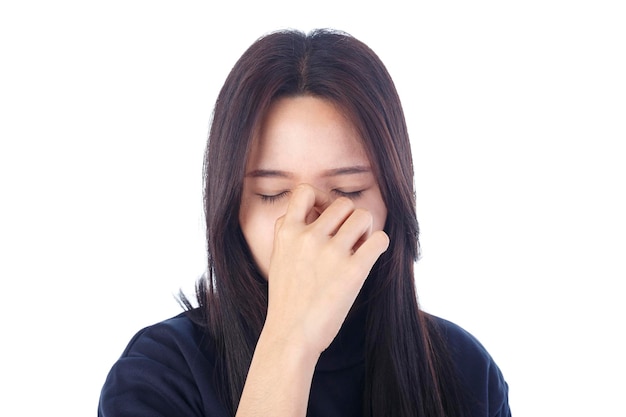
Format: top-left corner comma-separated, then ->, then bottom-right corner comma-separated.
247,96 -> 369,171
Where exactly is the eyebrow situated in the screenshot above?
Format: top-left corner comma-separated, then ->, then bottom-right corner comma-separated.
245,165 -> 372,178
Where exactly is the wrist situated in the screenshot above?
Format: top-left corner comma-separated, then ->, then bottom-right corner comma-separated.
256,322 -> 322,370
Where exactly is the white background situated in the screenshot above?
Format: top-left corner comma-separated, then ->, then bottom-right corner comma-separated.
1,1 -> 624,416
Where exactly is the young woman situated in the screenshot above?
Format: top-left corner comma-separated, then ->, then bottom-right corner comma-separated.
99,29 -> 511,417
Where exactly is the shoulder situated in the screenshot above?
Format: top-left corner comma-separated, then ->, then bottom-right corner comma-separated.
428,314 -> 495,365
427,314 -> 512,417
120,311 -> 209,360
98,311 -> 228,417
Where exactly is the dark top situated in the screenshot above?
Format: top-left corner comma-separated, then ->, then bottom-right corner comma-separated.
98,311 -> 511,416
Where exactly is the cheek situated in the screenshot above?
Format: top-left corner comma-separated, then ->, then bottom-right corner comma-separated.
239,204 -> 282,278
373,205 -> 388,232
362,192 -> 388,232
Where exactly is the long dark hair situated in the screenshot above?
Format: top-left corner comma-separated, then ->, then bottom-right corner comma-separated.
186,29 -> 466,417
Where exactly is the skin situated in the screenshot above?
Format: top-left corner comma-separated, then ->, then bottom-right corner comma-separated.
236,96 -> 390,416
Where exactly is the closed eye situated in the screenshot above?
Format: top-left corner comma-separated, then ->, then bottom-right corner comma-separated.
258,189 -> 364,203
258,191 -> 290,204
332,189 -> 364,200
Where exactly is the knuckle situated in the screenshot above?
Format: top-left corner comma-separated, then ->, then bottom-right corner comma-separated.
307,219 -> 329,239
353,208 -> 373,223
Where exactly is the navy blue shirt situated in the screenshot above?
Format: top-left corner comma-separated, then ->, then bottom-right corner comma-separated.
99,312 -> 510,416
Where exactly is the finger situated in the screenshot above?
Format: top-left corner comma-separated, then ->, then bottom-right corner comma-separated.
284,184 -> 331,224
273,215 -> 286,235
352,227 -> 372,253
310,197 -> 356,236
270,215 -> 287,264
331,208 -> 373,250
351,230 -> 390,272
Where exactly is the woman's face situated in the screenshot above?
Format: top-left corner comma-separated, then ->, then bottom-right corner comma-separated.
239,96 -> 388,278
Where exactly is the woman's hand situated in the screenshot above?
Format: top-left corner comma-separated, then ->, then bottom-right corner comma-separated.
236,184 -> 388,417
263,183 -> 390,357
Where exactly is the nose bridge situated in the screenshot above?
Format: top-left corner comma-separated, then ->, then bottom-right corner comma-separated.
295,180 -> 332,200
